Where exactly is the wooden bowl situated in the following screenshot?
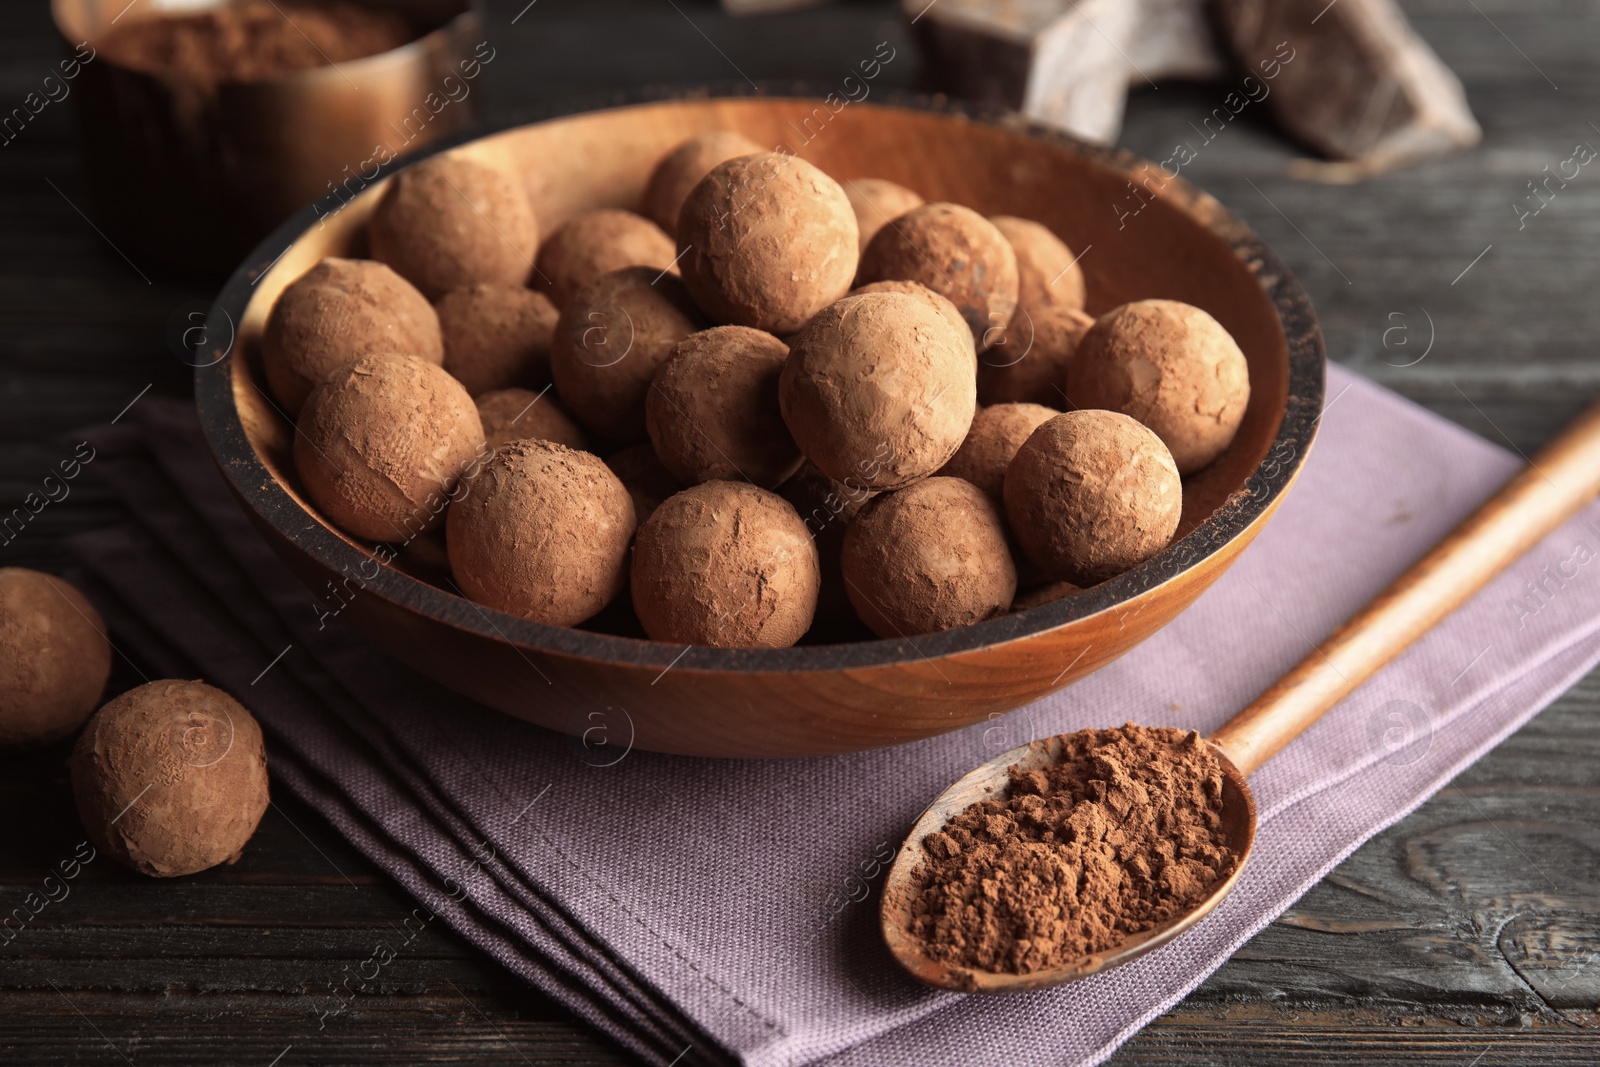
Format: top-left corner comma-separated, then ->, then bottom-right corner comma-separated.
194,92 -> 1325,759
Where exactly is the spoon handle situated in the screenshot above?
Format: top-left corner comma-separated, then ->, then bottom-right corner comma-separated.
1209,396 -> 1600,778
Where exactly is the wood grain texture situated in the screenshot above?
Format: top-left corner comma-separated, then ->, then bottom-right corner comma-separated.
0,0 -> 1596,1063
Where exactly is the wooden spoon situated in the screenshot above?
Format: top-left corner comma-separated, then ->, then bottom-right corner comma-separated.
882,396 -> 1600,993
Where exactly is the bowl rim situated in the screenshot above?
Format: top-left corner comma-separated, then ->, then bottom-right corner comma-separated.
195,85 -> 1326,675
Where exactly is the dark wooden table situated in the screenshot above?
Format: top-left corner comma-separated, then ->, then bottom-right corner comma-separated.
3,1 -> 1597,1063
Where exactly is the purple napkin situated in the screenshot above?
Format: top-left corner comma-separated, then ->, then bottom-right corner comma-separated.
69,363 -> 1600,1066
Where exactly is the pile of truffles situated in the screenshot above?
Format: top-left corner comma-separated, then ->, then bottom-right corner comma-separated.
0,568 -> 270,879
262,133 -> 1251,648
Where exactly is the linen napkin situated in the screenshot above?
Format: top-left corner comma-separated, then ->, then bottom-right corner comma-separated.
67,362 -> 1600,1067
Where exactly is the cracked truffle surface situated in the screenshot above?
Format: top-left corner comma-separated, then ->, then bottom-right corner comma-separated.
1066,300 -> 1250,474
631,481 -> 819,648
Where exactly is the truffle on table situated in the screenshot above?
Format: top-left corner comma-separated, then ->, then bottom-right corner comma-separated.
842,477 -> 1016,637
858,202 -> 1019,347
0,568 -> 112,748
779,291 -> 976,490
977,305 -> 1094,407
295,352 -> 487,542
549,268 -> 702,443
70,680 -> 269,878
475,387 -> 589,451
990,215 -> 1086,314
604,444 -> 682,528
676,152 -> 859,333
436,283 -> 558,397
262,257 -> 442,415
369,154 -> 539,299
842,177 -> 924,253
631,481 -> 820,648
937,402 -> 1059,506
641,130 -> 764,238
1066,299 -> 1250,474
447,439 -> 636,626
533,209 -> 679,306
646,325 -> 800,488
1005,410 -> 1182,585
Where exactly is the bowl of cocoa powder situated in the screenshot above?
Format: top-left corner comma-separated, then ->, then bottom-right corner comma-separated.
51,0 -> 484,275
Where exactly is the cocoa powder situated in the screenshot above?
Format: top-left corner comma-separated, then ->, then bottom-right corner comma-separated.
102,1 -> 415,85
908,724 -> 1238,976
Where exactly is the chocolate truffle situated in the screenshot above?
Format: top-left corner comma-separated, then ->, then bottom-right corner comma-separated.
436,283 -> 558,396
977,305 -> 1095,407
631,481 -> 819,648
990,215 -> 1086,313
1005,410 -> 1182,585
549,267 -> 702,442
262,257 -> 443,415
858,202 -> 1019,346
369,154 -> 538,298
475,387 -> 589,451
842,177 -> 924,253
0,569 -> 112,748
641,130 -> 763,238
534,209 -> 679,305
295,353 -> 486,542
777,460 -> 875,635
646,326 -> 800,488
677,152 -> 859,333
605,443 -> 682,527
779,291 -> 975,490
851,279 -> 976,366
70,680 -> 269,878
937,402 -> 1059,506
842,477 -> 1016,637
446,439 -> 636,626
1012,580 -> 1084,611
1066,300 -> 1251,474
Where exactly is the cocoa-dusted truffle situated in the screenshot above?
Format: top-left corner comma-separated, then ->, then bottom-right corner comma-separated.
446,439 -> 635,626
990,215 -> 1086,313
641,130 -> 763,238
0,569 -> 112,748
436,283 -> 558,396
475,387 -> 589,451
852,279 -> 975,366
677,152 -> 859,333
295,353 -> 486,542
858,202 -> 1019,346
549,267 -> 702,442
646,326 -> 800,488
842,477 -> 1016,637
605,443 -> 682,527
777,460 -> 875,635
1013,580 -> 1084,611
842,177 -> 924,253
369,154 -> 538,298
779,291 -> 975,489
632,481 -> 819,647
1005,410 -> 1182,585
977,305 -> 1094,407
70,680 -> 269,878
1066,300 -> 1251,475
534,209 -> 679,306
262,257 -> 443,415
937,402 -> 1059,506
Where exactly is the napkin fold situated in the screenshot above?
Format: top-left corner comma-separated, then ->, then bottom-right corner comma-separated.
68,363 -> 1600,1066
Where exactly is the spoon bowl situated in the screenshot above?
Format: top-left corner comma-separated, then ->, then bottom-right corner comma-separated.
879,735 -> 1257,994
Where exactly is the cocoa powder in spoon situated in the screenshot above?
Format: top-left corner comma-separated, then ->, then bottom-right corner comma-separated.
908,724 -> 1238,975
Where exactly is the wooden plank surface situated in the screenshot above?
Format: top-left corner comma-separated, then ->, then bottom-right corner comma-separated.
1,0 -> 1596,1063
